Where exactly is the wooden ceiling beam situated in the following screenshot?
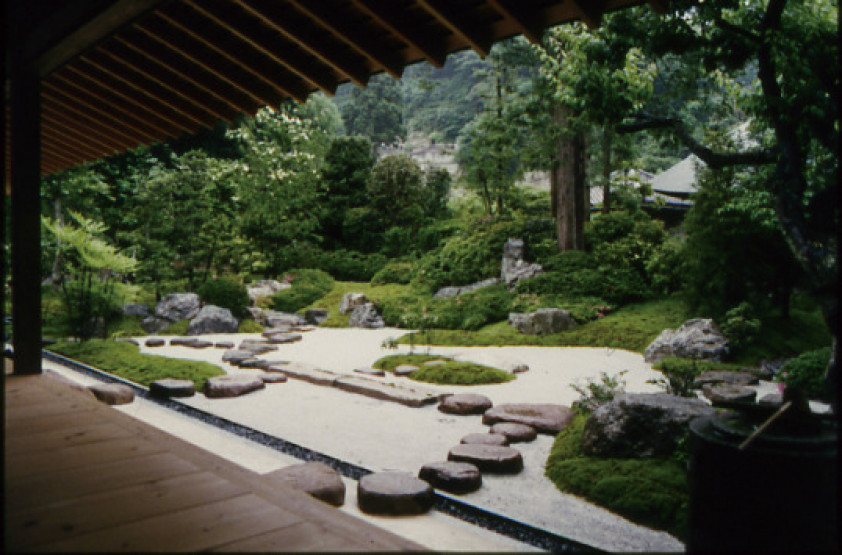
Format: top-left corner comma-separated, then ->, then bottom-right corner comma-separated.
39,112 -> 114,162
50,69 -> 179,140
416,0 -> 493,57
41,94 -> 144,154
181,1 -> 330,99
647,0 -> 670,14
485,0 -> 544,44
133,21 -> 275,110
352,0 -> 447,68
235,0 -> 370,88
286,0 -> 404,79
569,0 -> 609,29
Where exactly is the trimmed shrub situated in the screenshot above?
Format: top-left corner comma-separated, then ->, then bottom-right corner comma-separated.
379,284 -> 514,330
370,260 -> 416,285
271,269 -> 335,312
197,277 -> 249,317
650,358 -> 703,397
516,267 -> 649,305
777,347 -> 831,399
237,319 -> 264,333
719,302 -> 762,353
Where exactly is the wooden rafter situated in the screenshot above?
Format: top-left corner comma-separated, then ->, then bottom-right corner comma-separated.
569,0 -> 609,29
352,0 -> 447,68
416,0 -> 492,57
485,0 -> 544,44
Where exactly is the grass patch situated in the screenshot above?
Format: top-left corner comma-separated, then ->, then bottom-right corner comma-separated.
47,339 -> 224,390
158,320 -> 190,335
372,353 -> 514,385
106,315 -> 146,338
303,281 -> 413,327
545,414 -> 689,541
398,297 -> 691,351
237,319 -> 264,333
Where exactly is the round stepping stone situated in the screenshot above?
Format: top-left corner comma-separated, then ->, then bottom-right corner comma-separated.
702,383 -> 757,403
394,364 -> 419,377
512,364 -> 530,374
266,333 -> 302,344
215,341 -> 235,349
261,372 -> 288,384
358,471 -> 434,515
448,444 -> 523,474
189,339 -> 214,349
240,344 -> 278,355
418,461 -> 482,494
204,374 -> 265,398
460,432 -> 508,446
88,383 -> 135,405
354,367 -> 386,377
149,378 -> 195,398
145,338 -> 165,347
482,403 -> 573,434
489,422 -> 537,443
438,393 -> 493,415
424,360 -> 448,366
169,337 -> 198,347
222,349 -> 257,364
268,462 -> 345,506
237,358 -> 274,370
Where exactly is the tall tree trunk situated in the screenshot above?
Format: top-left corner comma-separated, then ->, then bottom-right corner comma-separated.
602,124 -> 613,214
552,105 -> 585,251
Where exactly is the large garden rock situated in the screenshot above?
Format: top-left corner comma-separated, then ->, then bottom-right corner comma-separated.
204,374 -> 265,398
508,308 -> 577,335
501,238 -> 543,288
122,303 -> 150,317
263,310 -> 306,328
482,403 -> 573,434
418,462 -> 482,494
247,279 -> 289,303
186,305 -> 239,335
448,444 -> 523,473
358,471 -> 434,515
582,393 -> 716,458
154,293 -> 201,322
88,383 -> 135,405
339,292 -> 369,314
438,393 -> 493,415
140,316 -> 170,333
434,278 -> 500,299
644,318 -> 729,363
693,370 -> 760,388
304,308 -> 329,325
348,302 -> 385,329
267,462 -> 345,506
702,383 -> 757,403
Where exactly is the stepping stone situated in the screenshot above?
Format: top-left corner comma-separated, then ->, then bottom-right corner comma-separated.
237,358 -> 274,370
482,403 -> 574,434
188,340 -> 214,349
358,471 -> 434,515
438,393 -> 493,415
489,422 -> 537,443
242,337 -> 271,344
460,432 -> 508,446
263,326 -> 293,336
448,444 -> 523,474
261,372 -> 288,384
334,376 -> 442,407
222,349 -> 258,364
759,393 -> 784,407
292,326 -> 316,333
694,370 -> 760,388
265,333 -> 302,344
703,383 -> 757,403
88,383 -> 135,405
149,378 -> 195,398
215,341 -> 235,349
418,461 -> 482,494
169,337 -> 198,347
354,367 -> 385,377
511,364 -> 530,374
267,462 -> 345,506
424,360 -> 448,366
394,364 -> 419,377
204,374 -> 265,398
145,338 -> 165,347
271,363 -> 340,386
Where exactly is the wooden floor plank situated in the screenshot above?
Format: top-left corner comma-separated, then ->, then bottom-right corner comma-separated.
5,420 -> 135,455
33,493 -> 305,552
6,471 -> 249,549
4,406 -> 103,434
211,520 -> 379,552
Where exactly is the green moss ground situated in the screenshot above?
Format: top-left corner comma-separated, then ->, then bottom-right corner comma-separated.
372,353 -> 514,385
545,413 -> 689,541
47,339 -> 225,390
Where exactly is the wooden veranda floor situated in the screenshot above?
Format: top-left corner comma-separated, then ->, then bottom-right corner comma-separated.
3,368 -> 424,552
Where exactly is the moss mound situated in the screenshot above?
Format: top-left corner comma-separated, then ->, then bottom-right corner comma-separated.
373,354 -> 513,385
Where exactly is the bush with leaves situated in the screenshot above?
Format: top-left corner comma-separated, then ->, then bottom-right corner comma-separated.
379,284 -> 514,330
271,269 -> 335,312
719,302 -> 761,354
370,260 -> 416,285
777,347 -> 831,400
649,358 -> 703,398
570,370 -> 628,414
197,277 -> 249,317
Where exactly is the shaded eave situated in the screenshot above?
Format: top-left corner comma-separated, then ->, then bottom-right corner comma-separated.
4,0 -> 667,184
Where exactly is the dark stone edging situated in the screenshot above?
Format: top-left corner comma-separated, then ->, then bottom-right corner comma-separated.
42,349 -> 600,553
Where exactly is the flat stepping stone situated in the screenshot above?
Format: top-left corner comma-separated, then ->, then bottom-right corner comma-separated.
169,337 -> 198,347
482,403 -> 574,434
88,383 -> 135,405
222,349 -> 258,364
214,341 -> 235,349
418,461 -> 482,494
270,363 -> 340,386
490,422 -> 537,443
759,393 -> 784,407
265,333 -> 302,344
236,358 -> 274,370
187,339 -> 214,349
267,462 -> 345,506
460,432 -> 508,446
448,444 -> 523,474
149,378 -> 195,398
261,372 -> 288,384
423,360 -> 448,366
263,326 -> 293,336
438,393 -> 493,415
334,376 -> 443,408
354,367 -> 386,377
694,370 -> 760,388
511,364 -> 529,374
702,383 -> 757,403
145,338 -> 165,347
358,471 -> 434,515
204,374 -> 265,398
394,364 -> 419,377
239,344 -> 278,355
293,325 -> 316,332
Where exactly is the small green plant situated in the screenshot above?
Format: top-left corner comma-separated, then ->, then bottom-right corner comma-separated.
159,320 -> 190,336
776,347 -> 831,400
237,319 -> 264,333
381,337 -> 399,350
271,269 -> 335,312
197,277 -> 250,317
649,358 -> 703,397
719,302 -> 761,353
570,370 -> 628,414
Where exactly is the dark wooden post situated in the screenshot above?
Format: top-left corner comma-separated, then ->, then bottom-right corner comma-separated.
10,67 -> 43,375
